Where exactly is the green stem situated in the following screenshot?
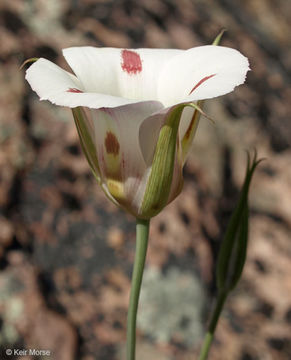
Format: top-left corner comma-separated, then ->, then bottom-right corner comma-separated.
126,218 -> 150,360
198,291 -> 228,360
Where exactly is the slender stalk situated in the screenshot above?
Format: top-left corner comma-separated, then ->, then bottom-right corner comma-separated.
126,218 -> 150,360
198,291 -> 227,360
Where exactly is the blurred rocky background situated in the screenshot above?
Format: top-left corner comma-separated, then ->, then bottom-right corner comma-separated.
0,0 -> 291,359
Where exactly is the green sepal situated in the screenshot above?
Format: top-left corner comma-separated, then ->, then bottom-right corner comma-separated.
212,29 -> 226,46
72,107 -> 101,184
216,150 -> 263,292
20,57 -> 39,70
139,105 -> 186,219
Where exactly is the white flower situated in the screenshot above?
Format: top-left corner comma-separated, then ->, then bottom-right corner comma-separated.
25,46 -> 249,218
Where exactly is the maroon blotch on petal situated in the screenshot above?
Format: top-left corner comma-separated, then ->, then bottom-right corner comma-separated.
67,88 -> 83,93
189,74 -> 216,94
121,49 -> 142,75
105,132 -> 120,156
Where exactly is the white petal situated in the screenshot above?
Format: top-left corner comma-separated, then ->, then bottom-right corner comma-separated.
158,45 -> 250,106
90,102 -> 164,214
63,47 -> 182,101
139,108 -> 167,166
25,58 -> 142,108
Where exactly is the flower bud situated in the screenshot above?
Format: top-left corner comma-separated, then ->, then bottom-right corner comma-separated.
216,151 -> 263,292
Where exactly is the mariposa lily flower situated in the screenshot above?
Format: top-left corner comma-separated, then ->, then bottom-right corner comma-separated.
25,45 -> 249,219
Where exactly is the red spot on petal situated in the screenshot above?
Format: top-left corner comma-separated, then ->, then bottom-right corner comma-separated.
105,132 -> 120,156
67,88 -> 83,93
121,49 -> 142,75
189,74 -> 216,95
